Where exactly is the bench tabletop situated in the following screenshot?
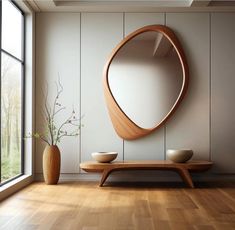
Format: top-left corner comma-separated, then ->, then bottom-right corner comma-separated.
80,160 -> 213,172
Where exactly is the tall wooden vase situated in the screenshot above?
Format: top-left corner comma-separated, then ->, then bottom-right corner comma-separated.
43,145 -> 61,185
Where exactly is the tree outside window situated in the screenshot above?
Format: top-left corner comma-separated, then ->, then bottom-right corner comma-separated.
1,0 -> 24,184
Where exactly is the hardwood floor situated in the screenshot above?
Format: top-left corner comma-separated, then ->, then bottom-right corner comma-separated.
1,181 -> 235,230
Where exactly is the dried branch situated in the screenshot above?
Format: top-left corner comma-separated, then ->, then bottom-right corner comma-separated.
44,84 -> 54,145
26,77 -> 82,146
52,74 -> 63,118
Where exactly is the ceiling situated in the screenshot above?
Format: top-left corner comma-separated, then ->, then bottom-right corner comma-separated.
24,0 -> 235,12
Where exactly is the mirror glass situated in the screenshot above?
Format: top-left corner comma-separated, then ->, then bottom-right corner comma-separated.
108,31 -> 183,129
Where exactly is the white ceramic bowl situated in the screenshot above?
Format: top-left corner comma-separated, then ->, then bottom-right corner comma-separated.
167,149 -> 193,163
92,152 -> 118,163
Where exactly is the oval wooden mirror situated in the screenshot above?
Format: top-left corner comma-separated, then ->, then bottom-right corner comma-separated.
103,25 -> 189,140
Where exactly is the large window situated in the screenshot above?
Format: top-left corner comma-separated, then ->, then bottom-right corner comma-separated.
0,0 -> 24,185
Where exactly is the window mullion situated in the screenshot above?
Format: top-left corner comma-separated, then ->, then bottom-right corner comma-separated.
0,0 -> 25,185
1,49 -> 24,64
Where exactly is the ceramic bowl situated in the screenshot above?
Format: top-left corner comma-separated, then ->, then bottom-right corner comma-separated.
166,149 -> 193,163
92,152 -> 118,163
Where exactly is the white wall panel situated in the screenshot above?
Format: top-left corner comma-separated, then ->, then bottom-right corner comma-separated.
35,11 -> 235,177
81,13 -> 123,164
124,13 -> 165,160
166,13 -> 210,160
35,13 -> 80,173
125,13 -> 165,34
211,13 -> 235,173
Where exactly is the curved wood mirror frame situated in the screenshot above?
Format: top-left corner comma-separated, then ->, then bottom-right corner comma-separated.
103,25 -> 189,140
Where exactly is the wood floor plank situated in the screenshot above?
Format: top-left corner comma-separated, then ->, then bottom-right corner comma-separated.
194,224 -> 215,230
0,182 -> 235,230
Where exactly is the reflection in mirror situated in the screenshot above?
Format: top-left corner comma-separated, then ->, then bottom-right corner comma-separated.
108,31 -> 183,129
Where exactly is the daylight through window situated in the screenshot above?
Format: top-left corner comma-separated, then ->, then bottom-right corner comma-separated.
0,0 -> 24,184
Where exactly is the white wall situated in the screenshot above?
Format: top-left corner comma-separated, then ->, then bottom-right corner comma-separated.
166,13 -> 210,161
211,13 -> 235,173
35,12 -> 235,179
80,13 -> 124,165
35,13 -> 80,173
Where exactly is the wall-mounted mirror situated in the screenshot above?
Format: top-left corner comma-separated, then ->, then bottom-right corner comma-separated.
103,25 -> 189,140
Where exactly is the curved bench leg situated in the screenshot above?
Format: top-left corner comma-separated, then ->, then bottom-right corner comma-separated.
177,168 -> 194,188
99,170 -> 112,187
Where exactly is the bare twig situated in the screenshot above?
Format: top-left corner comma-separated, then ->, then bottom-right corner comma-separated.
44,84 -> 54,145
54,106 -> 66,116
27,77 -> 81,146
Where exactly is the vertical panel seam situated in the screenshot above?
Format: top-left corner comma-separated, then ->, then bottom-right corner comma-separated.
123,12 -> 125,39
79,13 -> 82,173
34,13 -> 37,174
164,12 -> 166,26
123,12 -> 125,161
164,126 -> 166,160
164,12 -> 167,160
123,140 -> 125,162
209,13 -> 212,162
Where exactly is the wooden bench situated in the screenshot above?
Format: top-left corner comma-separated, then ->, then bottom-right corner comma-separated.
80,160 -> 213,188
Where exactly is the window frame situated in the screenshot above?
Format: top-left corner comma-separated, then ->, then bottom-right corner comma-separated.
0,0 -> 25,186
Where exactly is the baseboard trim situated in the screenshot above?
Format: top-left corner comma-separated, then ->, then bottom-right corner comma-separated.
34,171 -> 235,183
0,175 -> 34,201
